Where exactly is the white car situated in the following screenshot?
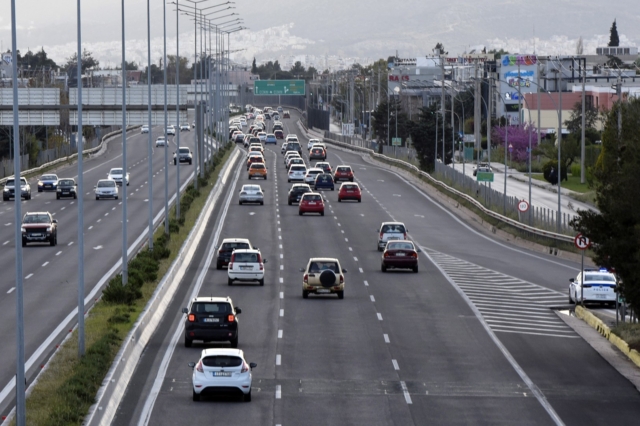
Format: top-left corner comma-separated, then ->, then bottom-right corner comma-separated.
280,142 -> 288,154
288,165 -> 307,182
94,179 -> 119,200
377,222 -> 408,251
180,123 -> 190,132
257,132 -> 267,142
107,168 -> 130,186
189,348 -> 256,402
227,249 -> 267,286
238,184 -> 264,205
155,136 -> 167,147
304,168 -> 324,184
141,125 -> 150,134
308,139 -> 320,150
166,125 -> 176,135
569,269 -> 617,306
285,135 -> 299,143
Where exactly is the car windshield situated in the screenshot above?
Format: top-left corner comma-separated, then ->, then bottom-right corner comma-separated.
41,175 -> 57,180
192,302 -> 230,314
24,214 -> 50,224
584,274 -> 616,282
59,180 -> 74,186
382,224 -> 406,233
179,148 -> 190,154
387,242 -> 414,250
201,355 -> 242,368
98,181 -> 115,188
309,261 -> 339,273
110,169 -> 123,175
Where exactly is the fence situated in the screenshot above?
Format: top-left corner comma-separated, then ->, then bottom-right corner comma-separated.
434,162 -> 576,235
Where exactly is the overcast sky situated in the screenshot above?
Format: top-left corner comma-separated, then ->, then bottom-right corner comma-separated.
0,1 -> 638,66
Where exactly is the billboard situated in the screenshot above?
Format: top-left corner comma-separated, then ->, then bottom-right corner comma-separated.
499,55 -> 539,124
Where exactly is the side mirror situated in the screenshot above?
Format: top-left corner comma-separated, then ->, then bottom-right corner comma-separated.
263,259 -> 268,264
416,248 -> 421,253
299,268 -> 305,272
188,362 -> 196,369
342,269 -> 347,273
52,219 -> 58,224
235,307 -> 242,314
569,278 -> 575,283
94,186 -> 97,189
249,362 -> 257,369
182,307 -> 188,314
253,246 -> 258,250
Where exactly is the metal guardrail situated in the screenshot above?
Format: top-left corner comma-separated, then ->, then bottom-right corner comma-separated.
0,126 -> 140,186
320,134 -> 574,244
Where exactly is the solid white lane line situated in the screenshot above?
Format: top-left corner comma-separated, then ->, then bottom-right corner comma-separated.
400,381 -> 412,404
377,313 -> 383,321
276,385 -> 281,399
42,262 -> 49,267
383,334 -> 390,343
278,330 -> 283,339
392,359 -> 400,370
7,287 -> 15,294
280,309 -> 284,317
276,354 -> 281,366
370,295 -> 375,302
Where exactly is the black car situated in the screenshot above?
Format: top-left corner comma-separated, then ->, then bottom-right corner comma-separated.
314,173 -> 335,191
21,211 -> 58,246
182,297 -> 241,348
215,238 -> 254,269
288,183 -> 312,205
56,178 -> 77,199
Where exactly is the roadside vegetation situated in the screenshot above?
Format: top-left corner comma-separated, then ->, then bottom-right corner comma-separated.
12,142 -> 235,426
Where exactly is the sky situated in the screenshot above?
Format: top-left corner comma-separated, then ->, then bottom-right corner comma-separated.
0,0 -> 638,68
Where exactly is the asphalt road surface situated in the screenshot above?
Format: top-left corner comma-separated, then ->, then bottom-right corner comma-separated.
110,110 -> 640,425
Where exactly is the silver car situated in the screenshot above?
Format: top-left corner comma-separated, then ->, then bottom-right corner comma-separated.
95,179 -> 119,200
238,184 -> 264,205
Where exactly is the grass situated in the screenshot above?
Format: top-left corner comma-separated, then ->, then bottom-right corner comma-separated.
531,173 -> 592,194
12,144 -> 235,426
612,323 -> 640,352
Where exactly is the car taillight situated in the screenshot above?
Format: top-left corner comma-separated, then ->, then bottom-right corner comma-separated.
228,314 -> 235,322
188,314 -> 196,322
411,252 -> 418,258
384,252 -> 390,258
196,360 -> 203,373
404,233 -> 407,239
230,253 -> 236,262
379,232 -> 383,239
339,275 -> 344,284
241,362 -> 249,373
303,274 -> 308,283
228,262 -> 233,269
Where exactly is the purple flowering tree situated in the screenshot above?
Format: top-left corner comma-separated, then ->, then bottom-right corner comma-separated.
492,123 -> 545,162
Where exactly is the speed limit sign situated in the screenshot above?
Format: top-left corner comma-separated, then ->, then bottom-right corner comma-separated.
517,200 -> 529,212
574,234 -> 591,250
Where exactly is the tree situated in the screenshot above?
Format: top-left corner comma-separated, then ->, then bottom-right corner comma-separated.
408,104 -> 454,170
564,101 -> 602,144
290,61 -> 305,75
487,48 -> 509,60
251,57 -> 257,74
534,136 -> 580,183
492,123 -> 543,163
141,64 -> 164,84
576,36 -> 584,55
125,61 -> 138,70
166,55 -> 191,84
434,42 -> 448,55
571,98 -> 640,316
371,97 -> 410,148
608,19 -> 620,47
65,49 -> 99,72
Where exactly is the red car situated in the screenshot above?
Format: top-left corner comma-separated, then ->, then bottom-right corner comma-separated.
334,165 -> 354,182
274,130 -> 284,139
298,193 -> 324,216
381,240 -> 420,273
338,182 -> 361,202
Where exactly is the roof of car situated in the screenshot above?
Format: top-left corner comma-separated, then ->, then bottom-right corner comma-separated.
192,296 -> 232,303
307,257 -> 340,263
220,238 -> 251,244
381,221 -> 405,226
307,168 -> 323,172
24,211 -> 51,216
201,348 -> 244,359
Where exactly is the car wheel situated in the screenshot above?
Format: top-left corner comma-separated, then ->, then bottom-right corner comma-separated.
115,196 -> 119,200
320,211 -> 324,216
192,390 -> 200,401
185,337 -> 193,348
243,390 -> 252,402
73,194 -> 77,199
413,265 -> 419,273
96,196 -> 99,200
173,160 -> 177,165
377,245 -> 382,252
259,278 -> 264,286
302,290 -> 309,299
568,289 -> 574,304
56,194 -> 60,200
331,188 -> 334,191
2,197 -> 8,201
50,235 -> 56,246
230,336 -> 238,348
381,264 -> 387,272
264,176 -> 267,180
216,262 -> 222,270
288,200 -> 292,206
228,278 -> 233,286
349,178 -> 353,182
260,201 -> 264,205
189,160 -> 192,165
299,211 -> 303,216
21,238 -> 26,247
358,198 -> 361,203
287,179 -> 290,183
338,198 -> 341,202
337,291 -> 344,299
239,200 -> 242,205
38,189 -> 43,193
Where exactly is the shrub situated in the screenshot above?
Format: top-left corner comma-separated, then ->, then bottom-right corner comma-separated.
102,275 -> 141,305
570,163 -> 581,176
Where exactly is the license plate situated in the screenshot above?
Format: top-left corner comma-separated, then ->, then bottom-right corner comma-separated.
309,202 -> 316,205
31,233 -> 42,237
212,371 -> 232,377
595,294 -> 607,299
316,289 -> 330,294
63,191 -> 69,193
203,318 -> 219,323
347,191 -> 353,193
240,265 -> 252,270
395,252 -> 405,256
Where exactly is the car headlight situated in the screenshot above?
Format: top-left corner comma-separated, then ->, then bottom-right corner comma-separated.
46,226 -> 52,232
21,227 -> 25,233
3,187 -> 8,192
57,188 -> 62,192
38,182 -> 43,186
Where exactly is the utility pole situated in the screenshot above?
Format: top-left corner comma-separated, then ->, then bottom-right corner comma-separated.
557,71 -> 563,233
440,53 -> 445,162
474,63 -> 481,164
616,70 -> 622,140
580,61 -> 586,184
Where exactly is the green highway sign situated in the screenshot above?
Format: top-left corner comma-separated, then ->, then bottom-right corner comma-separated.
254,80 -> 305,96
476,171 -> 494,182
392,138 -> 402,146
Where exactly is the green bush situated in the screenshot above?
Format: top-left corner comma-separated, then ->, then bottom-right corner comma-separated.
570,163 -> 581,176
102,275 -> 141,305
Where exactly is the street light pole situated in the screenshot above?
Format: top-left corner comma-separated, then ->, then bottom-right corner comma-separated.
121,0 -> 128,285
76,0 -> 85,358
163,0 -> 170,235
146,0 -> 154,249
175,0 -> 181,220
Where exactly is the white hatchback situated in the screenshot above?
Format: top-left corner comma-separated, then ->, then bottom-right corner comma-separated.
227,249 -> 267,286
308,138 -> 320,150
189,348 -> 256,402
569,269 -> 617,306
288,165 -> 307,182
304,168 -> 324,184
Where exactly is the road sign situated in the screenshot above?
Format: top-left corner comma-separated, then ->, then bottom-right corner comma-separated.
508,143 -> 513,152
254,80 -> 305,95
574,234 -> 591,250
476,171 -> 494,182
392,138 -> 402,146
517,199 -> 529,212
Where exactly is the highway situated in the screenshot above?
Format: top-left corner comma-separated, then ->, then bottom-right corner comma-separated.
0,121 -> 201,417
111,109 -> 640,425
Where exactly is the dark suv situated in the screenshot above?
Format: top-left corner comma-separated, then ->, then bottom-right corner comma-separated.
288,183 -> 312,205
182,297 -> 242,348
216,238 -> 254,269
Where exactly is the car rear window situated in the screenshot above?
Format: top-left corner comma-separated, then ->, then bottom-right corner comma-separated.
251,164 -> 265,169
382,224 -> 406,233
387,242 -> 414,250
317,175 -> 332,182
221,242 -> 250,251
192,302 -> 231,314
343,185 -> 357,190
291,166 -> 306,171
308,261 -> 339,273
304,194 -> 322,201
337,167 -> 351,172
312,148 -> 323,153
202,356 -> 242,368
233,252 -> 259,262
